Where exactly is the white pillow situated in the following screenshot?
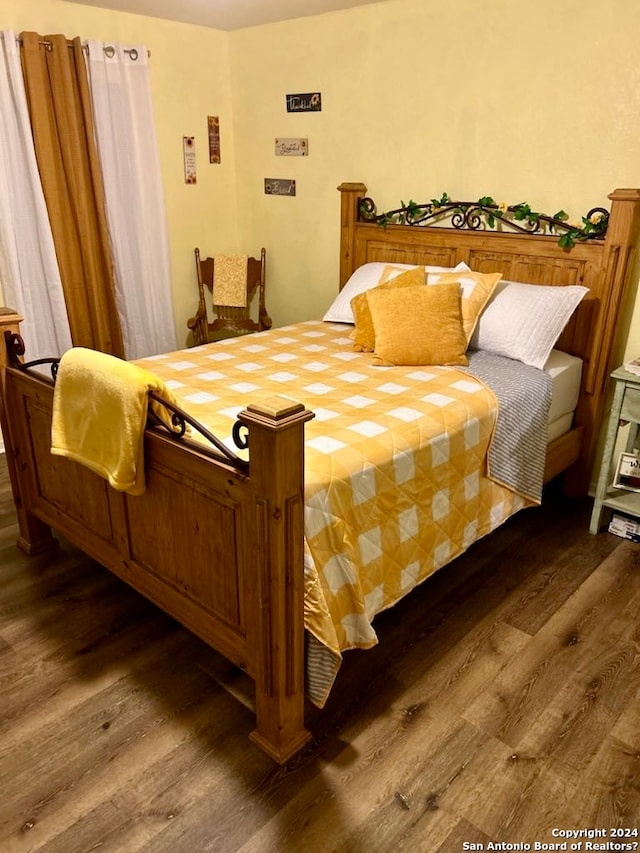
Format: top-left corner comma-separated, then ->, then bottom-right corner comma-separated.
470,281 -> 589,369
323,261 -> 471,324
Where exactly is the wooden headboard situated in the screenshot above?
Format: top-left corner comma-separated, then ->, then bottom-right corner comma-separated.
338,182 -> 640,494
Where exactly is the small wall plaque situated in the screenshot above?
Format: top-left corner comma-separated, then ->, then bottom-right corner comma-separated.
264,178 -> 296,196
286,92 -> 321,113
208,116 -> 221,164
275,138 -> 308,156
183,136 -> 196,184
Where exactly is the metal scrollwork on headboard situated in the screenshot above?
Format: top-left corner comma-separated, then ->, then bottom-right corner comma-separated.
359,193 -> 609,249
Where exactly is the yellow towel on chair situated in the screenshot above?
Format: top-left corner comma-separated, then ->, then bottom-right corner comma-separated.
214,254 -> 248,307
51,347 -> 181,496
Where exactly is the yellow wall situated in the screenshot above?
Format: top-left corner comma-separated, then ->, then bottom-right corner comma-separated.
230,0 -> 640,359
1,0 -> 238,347
3,0 -> 640,361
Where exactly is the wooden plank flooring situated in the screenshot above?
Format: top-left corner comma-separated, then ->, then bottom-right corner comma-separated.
1,455 -> 639,852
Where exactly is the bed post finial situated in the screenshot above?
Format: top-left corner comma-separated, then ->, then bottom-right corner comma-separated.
338,182 -> 367,290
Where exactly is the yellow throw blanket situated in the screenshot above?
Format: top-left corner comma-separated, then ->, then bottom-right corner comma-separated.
51,347 -> 181,495
213,254 -> 248,307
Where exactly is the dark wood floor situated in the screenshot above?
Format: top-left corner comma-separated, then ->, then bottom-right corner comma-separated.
1,456 -> 639,853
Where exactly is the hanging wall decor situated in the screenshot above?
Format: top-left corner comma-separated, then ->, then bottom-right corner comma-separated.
285,92 -> 321,112
264,178 -> 296,196
275,138 -> 308,156
183,136 -> 196,183
208,116 -> 221,164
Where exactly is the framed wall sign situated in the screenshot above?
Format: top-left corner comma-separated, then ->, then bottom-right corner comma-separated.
275,138 -> 308,156
264,178 -> 296,196
285,92 -> 321,113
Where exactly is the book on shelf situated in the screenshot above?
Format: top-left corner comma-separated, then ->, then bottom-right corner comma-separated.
608,512 -> 640,541
613,451 -> 640,492
624,356 -> 640,376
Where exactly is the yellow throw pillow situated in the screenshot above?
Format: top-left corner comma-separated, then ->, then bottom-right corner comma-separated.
367,283 -> 468,366
425,270 -> 501,342
376,263 -> 425,285
350,265 -> 425,352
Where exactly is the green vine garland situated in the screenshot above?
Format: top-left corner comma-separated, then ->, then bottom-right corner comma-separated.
361,192 -> 609,249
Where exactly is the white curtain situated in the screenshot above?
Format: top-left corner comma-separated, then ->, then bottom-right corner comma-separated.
85,41 -> 176,359
0,31 -> 72,361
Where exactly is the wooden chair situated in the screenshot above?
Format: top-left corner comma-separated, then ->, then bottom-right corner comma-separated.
187,248 -> 272,345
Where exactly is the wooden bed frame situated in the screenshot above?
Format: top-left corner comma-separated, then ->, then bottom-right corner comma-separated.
1,181 -> 639,763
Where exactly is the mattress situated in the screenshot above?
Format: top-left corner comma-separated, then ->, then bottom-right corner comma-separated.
545,349 -> 583,442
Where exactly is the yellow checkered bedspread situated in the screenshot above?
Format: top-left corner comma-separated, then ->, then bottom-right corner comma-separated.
138,321 -> 529,697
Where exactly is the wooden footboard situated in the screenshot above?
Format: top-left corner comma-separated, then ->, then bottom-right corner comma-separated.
0,311 -> 314,763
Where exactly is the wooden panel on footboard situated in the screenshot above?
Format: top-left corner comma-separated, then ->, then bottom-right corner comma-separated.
8,372 -> 120,556
114,440 -> 258,673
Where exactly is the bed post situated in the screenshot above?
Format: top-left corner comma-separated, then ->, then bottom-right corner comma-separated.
589,188 -> 640,399
238,396 -> 315,763
0,308 -> 56,555
565,188 -> 640,495
338,182 -> 367,289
